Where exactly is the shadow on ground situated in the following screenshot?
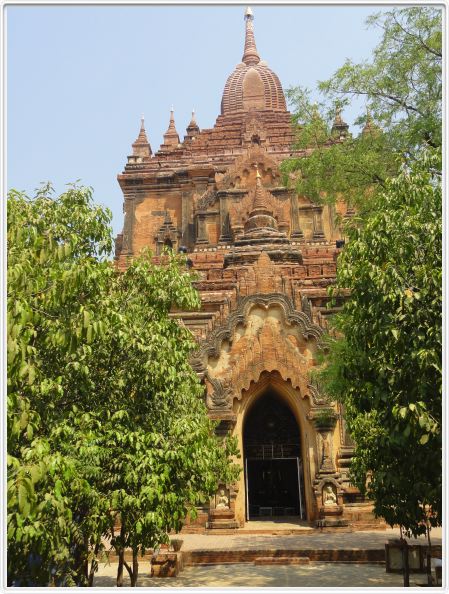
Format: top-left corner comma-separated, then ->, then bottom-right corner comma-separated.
94,562 -> 406,588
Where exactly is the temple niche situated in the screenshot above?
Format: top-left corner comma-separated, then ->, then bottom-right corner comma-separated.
115,7 -> 380,531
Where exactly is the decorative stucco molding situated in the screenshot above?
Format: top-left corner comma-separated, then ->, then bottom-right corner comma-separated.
198,292 -> 324,362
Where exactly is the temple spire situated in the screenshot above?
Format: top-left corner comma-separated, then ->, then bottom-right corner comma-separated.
242,7 -> 260,66
185,108 -> 200,140
362,107 -> 379,136
132,114 -> 152,157
162,107 -> 180,148
187,109 -> 198,130
331,104 -> 349,139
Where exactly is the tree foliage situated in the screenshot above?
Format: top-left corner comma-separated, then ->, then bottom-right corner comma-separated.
319,152 -> 441,535
321,7 -> 442,154
281,93 -> 395,217
7,185 -> 239,586
281,6 -> 442,214
283,6 -> 442,536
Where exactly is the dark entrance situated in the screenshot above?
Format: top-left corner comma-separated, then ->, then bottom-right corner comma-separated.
243,389 -> 305,520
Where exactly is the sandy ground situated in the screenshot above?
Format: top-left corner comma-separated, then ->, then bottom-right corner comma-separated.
93,527 -> 443,588
94,561 -> 407,588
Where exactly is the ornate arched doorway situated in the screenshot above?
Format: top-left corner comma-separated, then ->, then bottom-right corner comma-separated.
243,388 -> 305,520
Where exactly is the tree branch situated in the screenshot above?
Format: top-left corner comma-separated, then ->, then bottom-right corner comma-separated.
392,13 -> 442,58
123,559 -> 133,580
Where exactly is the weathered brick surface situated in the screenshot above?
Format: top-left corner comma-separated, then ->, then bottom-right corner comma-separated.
254,556 -> 310,565
115,8 -> 377,532
151,552 -> 183,577
183,548 -> 385,566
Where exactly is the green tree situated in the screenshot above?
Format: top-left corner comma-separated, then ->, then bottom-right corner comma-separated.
8,183 -> 114,586
7,185 -> 239,587
282,6 -> 442,541
281,6 -> 442,214
319,151 -> 441,536
321,7 -> 442,153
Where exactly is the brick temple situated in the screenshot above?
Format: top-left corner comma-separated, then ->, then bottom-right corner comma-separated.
115,8 -> 379,531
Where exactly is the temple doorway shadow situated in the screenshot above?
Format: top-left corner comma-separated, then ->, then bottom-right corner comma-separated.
243,388 -> 306,522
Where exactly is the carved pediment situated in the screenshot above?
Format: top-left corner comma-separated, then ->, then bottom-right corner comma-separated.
196,188 -> 218,211
229,184 -> 288,228
217,147 -> 280,192
193,292 -> 324,410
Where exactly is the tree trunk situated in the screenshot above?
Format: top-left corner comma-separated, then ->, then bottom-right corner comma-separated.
130,551 -> 139,587
123,558 -> 134,586
401,539 -> 410,587
117,549 -> 124,587
83,534 -> 89,584
71,510 -> 89,586
116,523 -> 127,587
426,525 -> 432,586
87,543 -> 100,587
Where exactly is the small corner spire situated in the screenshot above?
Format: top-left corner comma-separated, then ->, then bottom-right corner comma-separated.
362,107 -> 379,136
242,6 -> 260,66
331,104 -> 349,139
168,107 -> 177,131
162,107 -> 180,149
334,105 -> 343,125
186,108 -> 200,140
132,113 -> 152,157
311,102 -> 320,120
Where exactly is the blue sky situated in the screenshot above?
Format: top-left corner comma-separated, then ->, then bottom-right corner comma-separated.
7,4 -> 387,237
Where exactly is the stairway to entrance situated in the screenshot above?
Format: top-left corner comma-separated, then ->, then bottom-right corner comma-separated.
239,517 -> 313,535
178,527 -> 443,567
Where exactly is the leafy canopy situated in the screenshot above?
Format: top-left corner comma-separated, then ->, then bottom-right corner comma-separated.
283,6 -> 442,537
7,184 -> 239,586
319,151 -> 441,535
281,6 -> 442,215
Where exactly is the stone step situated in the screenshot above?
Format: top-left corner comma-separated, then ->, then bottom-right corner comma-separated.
183,548 -> 385,566
207,520 -> 239,530
351,522 -> 387,530
254,556 -> 310,565
180,526 -> 207,534
207,528 -> 314,536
